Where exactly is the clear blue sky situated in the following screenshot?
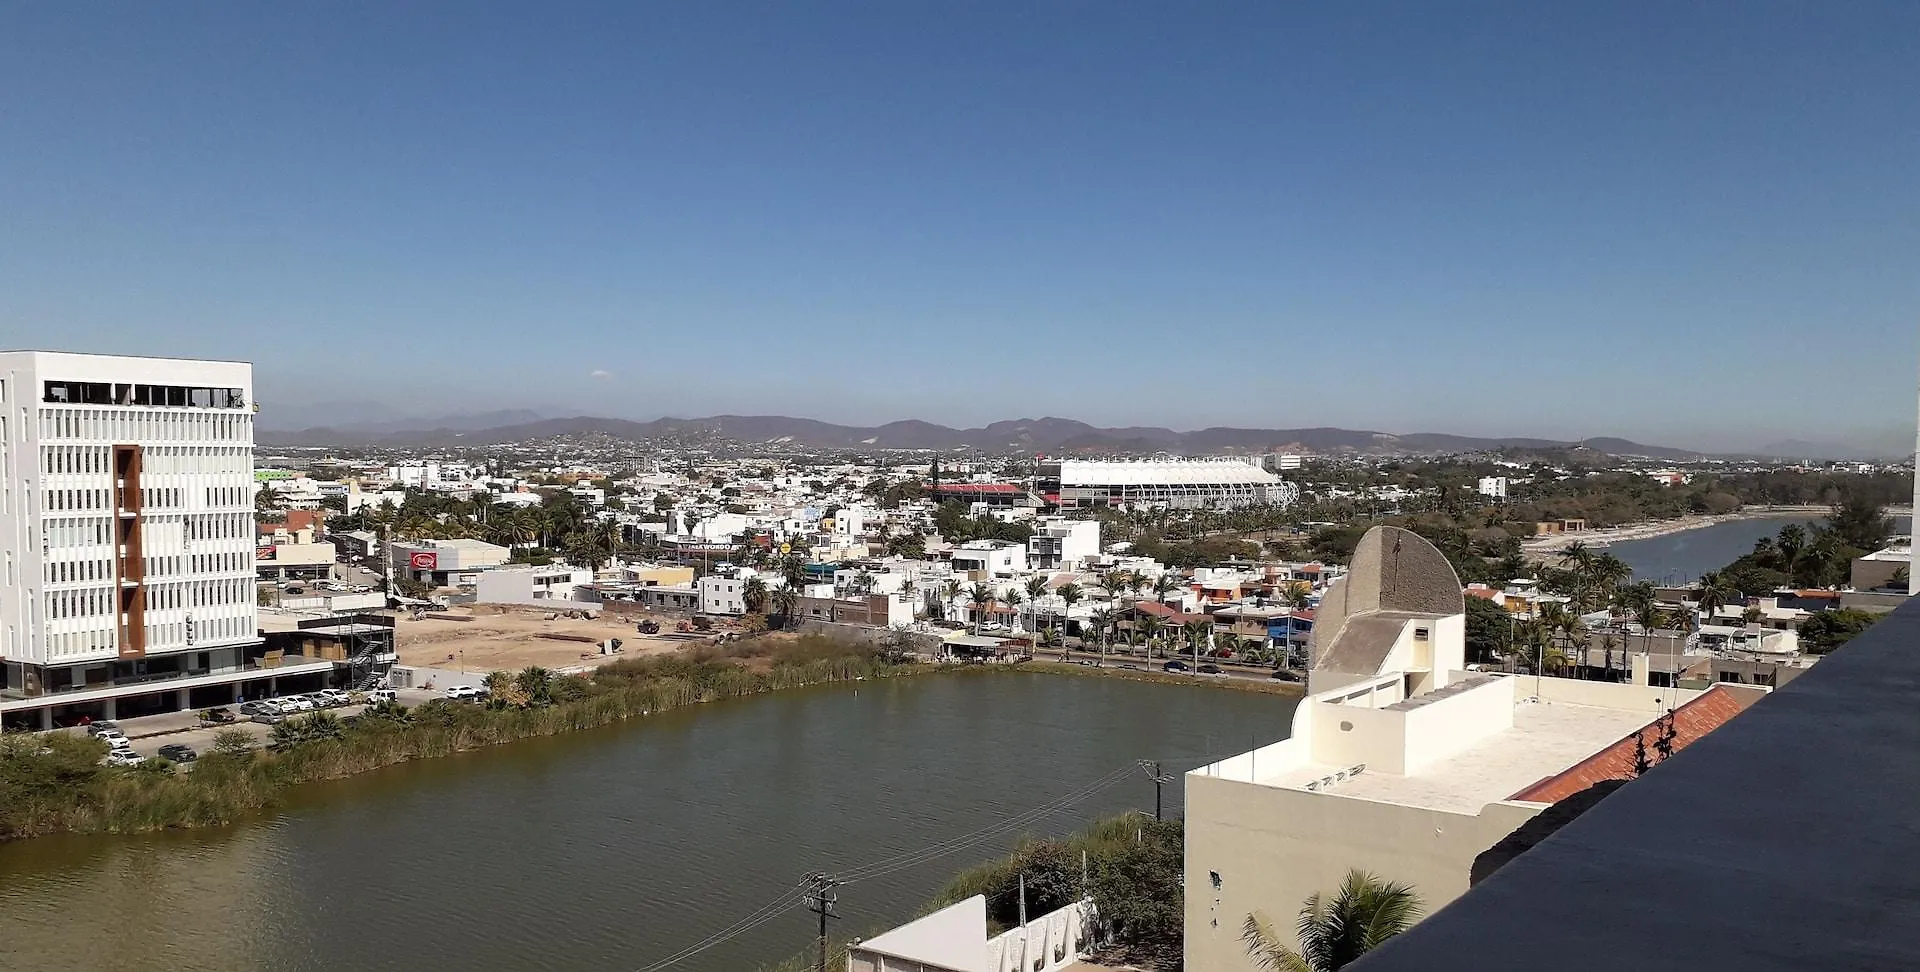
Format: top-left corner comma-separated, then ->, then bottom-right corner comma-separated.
2,2 -> 1915,452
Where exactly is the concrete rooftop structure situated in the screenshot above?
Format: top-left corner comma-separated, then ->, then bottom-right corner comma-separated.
1350,599 -> 1920,972
1254,696 -> 1652,814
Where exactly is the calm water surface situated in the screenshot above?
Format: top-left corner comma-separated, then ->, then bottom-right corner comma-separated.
1608,514 -> 1910,585
0,671 -> 1296,972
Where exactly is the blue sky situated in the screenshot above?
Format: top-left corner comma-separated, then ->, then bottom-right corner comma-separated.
2,2 -> 1916,452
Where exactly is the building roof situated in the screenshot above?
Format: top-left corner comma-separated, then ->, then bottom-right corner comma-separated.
932,483 -> 1023,494
1128,601 -> 1210,624
1051,458 -> 1280,487
1258,694 -> 1654,814
854,894 -> 988,972
1507,685 -> 1762,804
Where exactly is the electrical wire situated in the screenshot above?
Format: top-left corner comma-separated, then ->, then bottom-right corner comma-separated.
633,878 -> 813,972
631,751 -> 1223,971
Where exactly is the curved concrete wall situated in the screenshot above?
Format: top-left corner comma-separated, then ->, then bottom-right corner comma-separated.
1310,526 -> 1463,668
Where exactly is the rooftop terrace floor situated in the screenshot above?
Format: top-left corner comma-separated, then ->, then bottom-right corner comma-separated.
1261,698 -> 1652,814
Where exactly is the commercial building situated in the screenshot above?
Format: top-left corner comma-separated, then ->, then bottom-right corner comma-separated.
388,538 -> 511,588
472,563 -> 593,606
255,524 -> 337,582
0,351 -> 330,728
1181,527 -> 1759,971
1037,458 -> 1296,510
1476,476 -> 1508,499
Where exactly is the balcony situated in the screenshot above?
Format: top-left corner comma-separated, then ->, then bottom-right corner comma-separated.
1349,598 -> 1920,972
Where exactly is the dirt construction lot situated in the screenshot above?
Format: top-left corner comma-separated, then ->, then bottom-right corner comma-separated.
395,606 -> 704,672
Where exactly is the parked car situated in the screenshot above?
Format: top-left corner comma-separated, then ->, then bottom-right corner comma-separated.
365,688 -> 398,705
443,686 -> 484,703
315,689 -> 353,707
350,585 -> 372,594
86,721 -> 123,739
300,692 -> 337,709
251,710 -> 287,725
1162,660 -> 1191,673
157,744 -> 197,763
104,749 -> 143,767
1269,668 -> 1303,682
238,701 -> 277,717
199,707 -> 237,725
279,696 -> 316,712
1196,663 -> 1225,676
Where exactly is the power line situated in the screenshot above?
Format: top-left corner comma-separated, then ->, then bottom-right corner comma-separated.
632,751 -> 1226,971
633,879 -> 813,972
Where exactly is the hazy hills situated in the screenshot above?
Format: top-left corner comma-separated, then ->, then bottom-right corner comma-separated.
257,413 -> 1718,460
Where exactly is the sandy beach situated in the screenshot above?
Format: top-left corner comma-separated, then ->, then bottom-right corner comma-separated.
1522,505 -> 1832,556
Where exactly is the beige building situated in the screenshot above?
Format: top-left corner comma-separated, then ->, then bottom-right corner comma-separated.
1182,526 -> 1736,971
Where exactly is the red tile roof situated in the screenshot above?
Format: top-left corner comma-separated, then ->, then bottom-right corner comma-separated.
1128,601 -> 1211,625
1508,686 -> 1760,805
1464,585 -> 1501,601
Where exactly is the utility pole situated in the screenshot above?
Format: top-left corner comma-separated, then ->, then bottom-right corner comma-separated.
806,872 -> 840,972
1138,760 -> 1174,820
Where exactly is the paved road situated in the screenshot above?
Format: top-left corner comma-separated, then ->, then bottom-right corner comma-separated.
68,687 -> 440,762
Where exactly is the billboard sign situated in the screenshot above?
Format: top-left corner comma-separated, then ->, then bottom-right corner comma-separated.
408,551 -> 439,571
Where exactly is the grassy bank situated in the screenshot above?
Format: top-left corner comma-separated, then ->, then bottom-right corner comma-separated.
0,635 -> 916,842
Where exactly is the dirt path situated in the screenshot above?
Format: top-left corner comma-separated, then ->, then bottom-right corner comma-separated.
395,607 -> 708,672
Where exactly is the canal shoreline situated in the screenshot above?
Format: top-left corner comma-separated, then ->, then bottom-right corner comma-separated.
1523,505 -> 1836,555
0,641 -> 1297,846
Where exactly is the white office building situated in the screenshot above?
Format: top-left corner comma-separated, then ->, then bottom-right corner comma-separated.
1477,476 -> 1509,499
0,352 -> 331,729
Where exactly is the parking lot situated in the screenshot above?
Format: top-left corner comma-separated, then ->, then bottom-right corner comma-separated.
63,686 -> 442,763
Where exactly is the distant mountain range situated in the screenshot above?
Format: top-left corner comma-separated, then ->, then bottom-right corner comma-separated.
257,413 -> 1722,460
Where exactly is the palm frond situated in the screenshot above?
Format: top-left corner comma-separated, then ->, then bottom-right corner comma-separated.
1242,912 -> 1314,972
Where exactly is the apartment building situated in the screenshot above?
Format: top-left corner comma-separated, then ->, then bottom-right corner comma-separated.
0,352 -> 330,729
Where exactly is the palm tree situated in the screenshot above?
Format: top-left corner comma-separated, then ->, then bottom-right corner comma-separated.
1242,870 -> 1423,972
770,585 -> 800,629
1089,608 -> 1114,666
1281,582 -> 1312,669
1135,613 -> 1165,658
941,578 -> 964,623
1024,575 -> 1050,639
742,577 -> 769,615
515,666 -> 554,707
1695,570 -> 1734,623
1056,583 -> 1083,654
1183,618 -> 1213,666
967,582 -> 994,635
1776,523 -> 1808,584
1151,572 -> 1181,604
1002,587 -> 1026,637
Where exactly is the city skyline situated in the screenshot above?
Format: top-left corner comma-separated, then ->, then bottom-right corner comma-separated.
3,3 -> 1916,452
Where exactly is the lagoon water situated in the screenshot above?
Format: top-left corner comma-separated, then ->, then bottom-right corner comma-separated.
0,671 -> 1296,972
1608,514 -> 1911,585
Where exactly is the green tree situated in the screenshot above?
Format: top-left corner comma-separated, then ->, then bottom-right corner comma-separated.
742,577 -> 769,614
1826,495 -> 1893,551
1798,608 -> 1880,654
967,583 -> 994,635
515,666 -> 554,707
1463,595 -> 1512,665
1694,570 -> 1734,621
1242,870 -> 1423,972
